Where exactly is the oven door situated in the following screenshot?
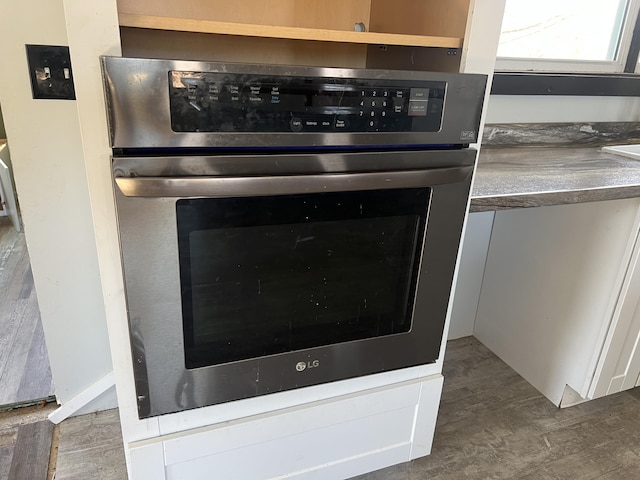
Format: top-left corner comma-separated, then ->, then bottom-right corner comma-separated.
113,149 -> 475,418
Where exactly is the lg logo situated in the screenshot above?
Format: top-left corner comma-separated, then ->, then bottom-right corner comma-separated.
295,360 -> 320,372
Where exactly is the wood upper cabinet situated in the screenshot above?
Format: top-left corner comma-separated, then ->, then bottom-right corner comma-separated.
116,0 -> 471,71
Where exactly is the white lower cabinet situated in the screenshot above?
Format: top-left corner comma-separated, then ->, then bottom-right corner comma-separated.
589,209 -> 640,398
473,198 -> 640,406
128,374 -> 443,480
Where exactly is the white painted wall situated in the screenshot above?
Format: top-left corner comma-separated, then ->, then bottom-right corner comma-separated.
486,95 -> 640,123
0,0 -> 116,411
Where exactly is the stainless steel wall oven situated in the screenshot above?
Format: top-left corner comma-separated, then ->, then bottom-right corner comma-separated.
101,57 -> 486,419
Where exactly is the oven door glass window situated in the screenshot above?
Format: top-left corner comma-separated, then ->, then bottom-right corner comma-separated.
177,188 -> 430,369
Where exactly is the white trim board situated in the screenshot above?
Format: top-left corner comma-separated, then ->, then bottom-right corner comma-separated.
49,371 -> 115,424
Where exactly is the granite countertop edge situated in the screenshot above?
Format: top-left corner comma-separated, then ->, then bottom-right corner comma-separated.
470,145 -> 640,212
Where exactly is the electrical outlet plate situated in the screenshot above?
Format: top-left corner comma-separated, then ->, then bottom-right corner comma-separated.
25,45 -> 76,100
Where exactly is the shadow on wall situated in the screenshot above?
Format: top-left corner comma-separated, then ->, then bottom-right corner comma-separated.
0,104 -> 5,139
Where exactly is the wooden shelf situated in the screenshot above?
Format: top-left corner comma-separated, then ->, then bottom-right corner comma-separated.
118,13 -> 463,49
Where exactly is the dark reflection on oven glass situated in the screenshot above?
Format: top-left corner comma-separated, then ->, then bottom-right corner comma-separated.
177,188 -> 429,369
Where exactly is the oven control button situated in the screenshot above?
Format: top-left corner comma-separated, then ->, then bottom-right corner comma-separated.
335,118 -> 349,129
409,88 -> 429,100
408,101 -> 428,116
290,118 -> 303,131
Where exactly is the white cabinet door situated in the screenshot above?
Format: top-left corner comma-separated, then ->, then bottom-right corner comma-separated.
589,206 -> 640,398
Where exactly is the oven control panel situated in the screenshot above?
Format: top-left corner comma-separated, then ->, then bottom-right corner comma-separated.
169,71 -> 446,134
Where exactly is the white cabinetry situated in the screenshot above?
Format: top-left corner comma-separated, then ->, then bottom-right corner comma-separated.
54,0 -> 507,477
589,210 -> 640,398
448,211 -> 495,339
128,375 -> 443,480
473,198 -> 640,406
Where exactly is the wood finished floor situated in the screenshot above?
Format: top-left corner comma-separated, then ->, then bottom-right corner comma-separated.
0,403 -> 57,480
356,337 -> 640,480
0,216 -> 54,408
45,336 -> 640,479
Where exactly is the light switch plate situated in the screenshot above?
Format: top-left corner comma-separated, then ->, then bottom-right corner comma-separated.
26,45 -> 76,100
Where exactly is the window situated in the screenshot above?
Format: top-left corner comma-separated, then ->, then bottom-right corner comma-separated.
496,0 -> 640,74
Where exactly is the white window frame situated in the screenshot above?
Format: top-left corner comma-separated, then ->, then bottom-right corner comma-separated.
495,0 -> 640,73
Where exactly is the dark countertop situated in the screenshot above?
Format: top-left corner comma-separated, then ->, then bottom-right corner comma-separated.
470,146 -> 640,212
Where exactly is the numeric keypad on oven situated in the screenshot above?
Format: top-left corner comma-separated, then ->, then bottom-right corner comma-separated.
357,89 -> 406,130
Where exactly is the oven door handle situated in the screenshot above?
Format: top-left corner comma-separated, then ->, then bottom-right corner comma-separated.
114,165 -> 473,198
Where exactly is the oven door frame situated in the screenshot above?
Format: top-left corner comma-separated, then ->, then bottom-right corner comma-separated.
113,148 -> 476,418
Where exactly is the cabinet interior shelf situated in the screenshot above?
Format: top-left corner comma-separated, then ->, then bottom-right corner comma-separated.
118,13 -> 463,49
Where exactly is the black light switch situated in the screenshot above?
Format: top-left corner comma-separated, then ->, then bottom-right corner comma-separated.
26,45 -> 76,100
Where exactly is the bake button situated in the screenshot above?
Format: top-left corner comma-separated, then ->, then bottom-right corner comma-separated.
290,118 -> 303,131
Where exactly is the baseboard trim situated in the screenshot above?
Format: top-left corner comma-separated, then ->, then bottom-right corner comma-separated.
48,371 -> 115,424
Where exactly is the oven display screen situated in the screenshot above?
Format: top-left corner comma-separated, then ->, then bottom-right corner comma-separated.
177,188 -> 429,369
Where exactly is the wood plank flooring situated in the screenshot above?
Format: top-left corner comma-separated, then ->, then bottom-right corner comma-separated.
0,216 -> 54,407
7,419 -> 54,479
47,336 -> 640,479
0,403 -> 57,480
356,337 -> 640,480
